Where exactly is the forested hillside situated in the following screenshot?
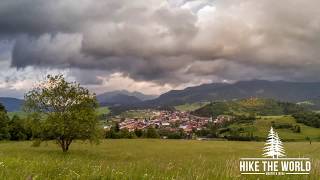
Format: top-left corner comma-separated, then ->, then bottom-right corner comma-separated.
192,98 -> 303,117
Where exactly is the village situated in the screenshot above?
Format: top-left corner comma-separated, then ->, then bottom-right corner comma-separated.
104,110 -> 233,136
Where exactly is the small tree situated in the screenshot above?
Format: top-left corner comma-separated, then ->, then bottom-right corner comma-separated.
8,115 -> 29,140
144,127 -> 159,138
134,129 -> 143,137
24,75 -> 100,152
0,110 -> 10,140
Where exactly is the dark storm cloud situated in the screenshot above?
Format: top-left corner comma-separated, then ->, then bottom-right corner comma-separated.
1,0 -> 320,85
0,0 -> 128,35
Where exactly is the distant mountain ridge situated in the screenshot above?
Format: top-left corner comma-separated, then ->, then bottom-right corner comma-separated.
142,80 -> 320,106
0,97 -> 24,112
3,80 -> 320,111
97,90 -> 157,106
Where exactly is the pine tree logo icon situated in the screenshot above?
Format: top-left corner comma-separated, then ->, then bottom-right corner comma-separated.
240,127 -> 311,175
263,127 -> 286,159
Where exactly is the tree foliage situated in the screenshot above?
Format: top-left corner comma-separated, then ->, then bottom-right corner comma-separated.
144,127 -> 159,138
292,111 -> 320,128
8,115 -> 32,140
0,108 -> 10,140
0,103 -> 6,113
24,75 -> 100,152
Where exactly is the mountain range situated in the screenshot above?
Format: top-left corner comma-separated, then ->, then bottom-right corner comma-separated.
2,80 -> 320,111
142,80 -> 320,107
0,97 -> 24,112
97,90 -> 157,106
0,90 -> 157,112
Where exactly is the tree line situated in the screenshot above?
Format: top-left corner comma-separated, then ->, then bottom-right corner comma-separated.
0,111 -> 33,141
293,111 -> 320,128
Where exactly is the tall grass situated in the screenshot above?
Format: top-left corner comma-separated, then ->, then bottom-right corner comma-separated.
0,140 -> 319,179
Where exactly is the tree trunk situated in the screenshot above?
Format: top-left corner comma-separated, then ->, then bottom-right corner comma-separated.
62,141 -> 68,152
58,138 -> 72,152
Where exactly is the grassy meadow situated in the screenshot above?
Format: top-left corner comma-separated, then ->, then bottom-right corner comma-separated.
175,102 -> 209,112
228,115 -> 320,141
254,116 -> 320,140
0,139 -> 319,180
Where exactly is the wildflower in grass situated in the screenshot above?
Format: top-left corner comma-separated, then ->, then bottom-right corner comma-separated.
70,170 -> 80,178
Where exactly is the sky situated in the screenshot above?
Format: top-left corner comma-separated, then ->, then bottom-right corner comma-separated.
1,0 -> 320,98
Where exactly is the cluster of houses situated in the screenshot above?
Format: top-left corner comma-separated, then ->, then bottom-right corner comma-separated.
105,110 -> 233,135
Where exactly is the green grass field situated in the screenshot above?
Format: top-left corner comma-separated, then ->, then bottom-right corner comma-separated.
0,140 -> 319,180
228,115 -> 320,141
96,106 -> 110,115
175,102 -> 209,111
254,116 -> 320,140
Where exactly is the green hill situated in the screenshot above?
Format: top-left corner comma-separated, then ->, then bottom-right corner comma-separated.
226,115 -> 320,141
174,102 -> 209,111
191,98 -> 320,141
192,98 -> 303,117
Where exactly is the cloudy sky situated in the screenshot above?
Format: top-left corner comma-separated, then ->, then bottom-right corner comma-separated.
1,0 -> 320,98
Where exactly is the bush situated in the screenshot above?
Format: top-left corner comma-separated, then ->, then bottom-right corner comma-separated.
8,115 -> 32,141
144,127 -> 159,138
119,129 -> 136,139
0,111 -> 10,140
134,129 -> 143,137
195,128 -> 211,137
105,129 -> 121,139
168,132 -> 183,139
292,125 -> 301,133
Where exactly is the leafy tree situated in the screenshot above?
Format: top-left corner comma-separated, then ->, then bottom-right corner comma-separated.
114,122 -> 120,132
293,112 -> 320,128
292,125 -> 301,133
134,129 -> 143,137
8,115 -> 30,140
144,127 -> 159,138
105,128 -> 120,139
0,111 -> 10,140
119,128 -> 136,139
168,132 -> 183,139
0,103 -> 6,112
24,75 -> 100,152
195,128 -> 211,137
305,136 -> 312,144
